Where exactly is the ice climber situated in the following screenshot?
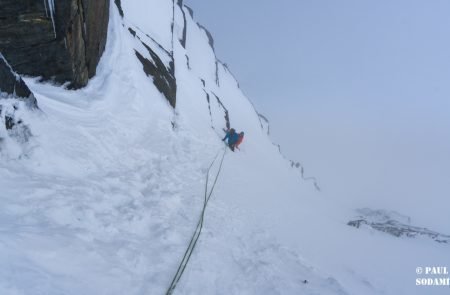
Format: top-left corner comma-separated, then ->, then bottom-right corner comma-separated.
222,128 -> 240,151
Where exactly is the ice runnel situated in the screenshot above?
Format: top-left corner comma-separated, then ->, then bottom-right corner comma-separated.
43,0 -> 57,38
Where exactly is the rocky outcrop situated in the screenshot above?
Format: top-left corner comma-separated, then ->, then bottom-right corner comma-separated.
197,24 -> 215,51
211,92 -> 230,130
255,112 -> 320,191
135,48 -> 177,108
114,0 -> 124,18
0,54 -> 37,107
288,159 -> 321,191
258,113 -> 270,135
178,2 -> 187,48
0,0 -> 110,89
81,0 -> 110,79
0,54 -> 35,147
348,208 -> 450,244
126,21 -> 177,108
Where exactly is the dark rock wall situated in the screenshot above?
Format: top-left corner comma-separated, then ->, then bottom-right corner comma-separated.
0,0 -> 109,88
82,0 -> 110,78
0,0 -> 71,82
114,0 -> 124,18
0,54 -> 37,107
135,46 -> 177,108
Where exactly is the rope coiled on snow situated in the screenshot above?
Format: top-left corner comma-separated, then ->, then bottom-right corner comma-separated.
166,147 -> 227,295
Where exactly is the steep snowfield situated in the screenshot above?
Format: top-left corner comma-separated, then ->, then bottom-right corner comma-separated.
0,1 -> 449,295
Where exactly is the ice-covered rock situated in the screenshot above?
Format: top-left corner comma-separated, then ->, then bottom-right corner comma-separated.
348,208 -> 450,244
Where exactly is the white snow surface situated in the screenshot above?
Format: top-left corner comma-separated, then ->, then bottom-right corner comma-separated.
121,0 -> 174,52
1,1 -> 449,295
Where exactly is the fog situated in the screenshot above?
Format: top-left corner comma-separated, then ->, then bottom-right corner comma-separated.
186,0 -> 450,232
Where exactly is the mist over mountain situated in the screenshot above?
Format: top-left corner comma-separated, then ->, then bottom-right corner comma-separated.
186,0 -> 450,232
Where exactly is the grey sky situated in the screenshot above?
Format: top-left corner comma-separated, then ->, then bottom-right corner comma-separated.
186,0 -> 450,230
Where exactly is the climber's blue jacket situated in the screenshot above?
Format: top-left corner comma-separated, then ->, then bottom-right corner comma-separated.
223,131 -> 239,145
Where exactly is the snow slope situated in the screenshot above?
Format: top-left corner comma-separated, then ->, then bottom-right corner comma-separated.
0,1 -> 449,294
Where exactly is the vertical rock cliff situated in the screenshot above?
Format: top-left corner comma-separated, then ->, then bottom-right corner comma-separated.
0,0 -> 110,88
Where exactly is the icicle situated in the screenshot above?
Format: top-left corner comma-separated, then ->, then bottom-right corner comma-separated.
43,0 -> 48,17
46,0 -> 57,38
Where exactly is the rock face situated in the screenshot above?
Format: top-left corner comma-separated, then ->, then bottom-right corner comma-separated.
348,208 -> 450,245
125,19 -> 177,108
134,43 -> 177,108
0,54 -> 35,144
0,54 -> 37,107
0,0 -> 110,88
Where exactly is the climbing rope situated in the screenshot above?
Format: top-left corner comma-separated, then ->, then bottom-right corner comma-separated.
166,147 -> 227,295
